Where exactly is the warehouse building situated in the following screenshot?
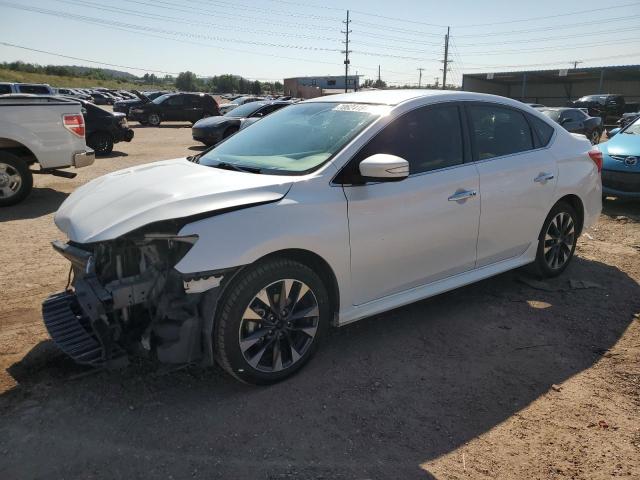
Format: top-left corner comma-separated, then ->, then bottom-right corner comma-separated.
284,75 -> 360,99
462,65 -> 640,106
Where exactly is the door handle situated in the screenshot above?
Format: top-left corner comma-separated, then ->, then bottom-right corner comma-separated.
534,173 -> 555,183
448,189 -> 477,202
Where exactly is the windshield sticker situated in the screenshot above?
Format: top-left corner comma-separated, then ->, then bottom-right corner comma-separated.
332,104 -> 390,115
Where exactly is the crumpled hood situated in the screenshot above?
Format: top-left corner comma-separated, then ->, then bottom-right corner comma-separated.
55,158 -> 294,243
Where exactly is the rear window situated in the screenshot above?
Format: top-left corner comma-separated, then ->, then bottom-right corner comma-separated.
528,115 -> 555,147
0,85 -> 11,94
17,85 -> 50,94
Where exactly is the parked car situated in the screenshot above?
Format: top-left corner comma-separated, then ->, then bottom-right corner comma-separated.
525,103 -> 545,108
72,99 -> 134,156
570,94 -> 626,126
599,115 -> 640,198
113,90 -> 168,116
89,92 -> 111,105
0,94 -> 94,205
129,92 -> 220,126
192,100 -> 292,146
219,96 -> 262,115
0,82 -> 56,95
45,90 -> 601,383
539,107 -> 603,144
56,88 -> 91,101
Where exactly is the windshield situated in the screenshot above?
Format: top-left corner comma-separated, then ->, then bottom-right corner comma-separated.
578,95 -> 606,103
623,116 -> 640,135
540,109 -> 561,122
225,102 -> 265,117
152,93 -> 172,104
199,102 -> 388,174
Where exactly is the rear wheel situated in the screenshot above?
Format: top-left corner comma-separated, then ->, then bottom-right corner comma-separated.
87,132 -> 114,156
214,258 -> 330,384
533,201 -> 579,277
0,152 -> 33,206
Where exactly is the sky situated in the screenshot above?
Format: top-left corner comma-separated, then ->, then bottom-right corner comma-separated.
0,0 -> 638,86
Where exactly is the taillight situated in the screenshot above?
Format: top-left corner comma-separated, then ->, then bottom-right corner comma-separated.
63,114 -> 85,137
588,148 -> 603,173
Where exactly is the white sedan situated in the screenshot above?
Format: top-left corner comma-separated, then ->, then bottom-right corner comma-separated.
46,90 -> 602,384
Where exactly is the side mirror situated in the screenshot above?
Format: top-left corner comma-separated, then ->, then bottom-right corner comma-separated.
359,154 -> 409,182
607,128 -> 620,138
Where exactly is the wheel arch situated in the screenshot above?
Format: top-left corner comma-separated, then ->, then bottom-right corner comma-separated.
257,248 -> 340,323
0,138 -> 38,165
555,194 -> 585,235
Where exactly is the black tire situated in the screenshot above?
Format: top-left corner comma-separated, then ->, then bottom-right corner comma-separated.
214,258 -> 331,385
87,132 -> 114,156
532,201 -> 579,278
222,126 -> 239,139
147,113 -> 161,126
0,152 -> 33,206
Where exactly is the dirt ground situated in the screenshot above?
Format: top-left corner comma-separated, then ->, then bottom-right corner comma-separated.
0,117 -> 638,479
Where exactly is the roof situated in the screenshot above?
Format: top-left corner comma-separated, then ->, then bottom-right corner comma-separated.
304,89 -> 523,106
463,64 -> 640,85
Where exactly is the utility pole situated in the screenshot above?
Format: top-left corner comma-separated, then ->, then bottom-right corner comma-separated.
571,60 -> 583,69
342,10 -> 352,93
417,67 -> 424,88
378,65 -> 381,83
434,76 -> 440,88
442,26 -> 450,90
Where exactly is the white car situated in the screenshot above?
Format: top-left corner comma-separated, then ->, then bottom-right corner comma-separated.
45,90 -> 602,384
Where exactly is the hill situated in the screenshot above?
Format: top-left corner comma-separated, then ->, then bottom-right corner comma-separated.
0,68 -> 163,90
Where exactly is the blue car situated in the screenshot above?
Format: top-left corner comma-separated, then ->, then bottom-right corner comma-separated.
600,116 -> 640,198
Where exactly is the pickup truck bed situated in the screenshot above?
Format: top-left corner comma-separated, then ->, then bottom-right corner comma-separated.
0,95 -> 95,206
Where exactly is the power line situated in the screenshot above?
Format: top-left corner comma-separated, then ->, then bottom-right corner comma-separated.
455,14 -> 640,37
458,37 -> 640,56
0,41 -> 182,75
52,0 -> 340,43
454,27 -> 640,47
459,52 -> 640,71
455,1 -> 640,27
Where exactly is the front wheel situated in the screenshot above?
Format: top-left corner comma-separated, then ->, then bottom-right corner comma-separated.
213,258 -> 330,384
533,201 -> 579,278
0,152 -> 33,206
147,113 -> 161,126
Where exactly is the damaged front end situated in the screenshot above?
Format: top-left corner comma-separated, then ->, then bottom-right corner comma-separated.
42,226 -> 230,368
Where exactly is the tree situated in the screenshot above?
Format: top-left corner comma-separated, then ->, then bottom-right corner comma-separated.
175,71 -> 198,91
250,80 -> 262,95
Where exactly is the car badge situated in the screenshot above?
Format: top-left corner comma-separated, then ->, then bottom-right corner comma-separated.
625,156 -> 638,166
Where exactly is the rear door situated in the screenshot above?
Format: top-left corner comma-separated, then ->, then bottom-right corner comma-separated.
184,94 -> 204,122
466,103 -> 558,267
340,103 -> 480,305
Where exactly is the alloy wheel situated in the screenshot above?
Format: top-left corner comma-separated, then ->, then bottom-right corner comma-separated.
543,212 -> 575,269
0,162 -> 23,199
238,279 -> 319,373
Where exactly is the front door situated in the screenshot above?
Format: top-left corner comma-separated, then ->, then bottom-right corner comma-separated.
465,103 -> 558,267
340,103 -> 481,305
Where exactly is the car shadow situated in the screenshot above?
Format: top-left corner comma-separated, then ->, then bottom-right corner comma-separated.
187,145 -> 207,152
0,188 -> 69,221
97,151 -> 128,159
1,257 -> 637,479
602,196 -> 640,222
130,123 -> 192,129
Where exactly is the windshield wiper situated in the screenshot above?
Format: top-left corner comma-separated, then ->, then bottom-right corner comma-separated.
212,161 -> 262,174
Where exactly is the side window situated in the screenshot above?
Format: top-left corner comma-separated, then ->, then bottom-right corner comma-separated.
347,104 -> 464,180
0,85 -> 12,94
528,114 -> 555,148
468,104 -> 533,160
18,85 -> 50,94
166,96 -> 184,106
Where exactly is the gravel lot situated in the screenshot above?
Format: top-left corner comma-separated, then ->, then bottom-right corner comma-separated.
0,117 -> 639,479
